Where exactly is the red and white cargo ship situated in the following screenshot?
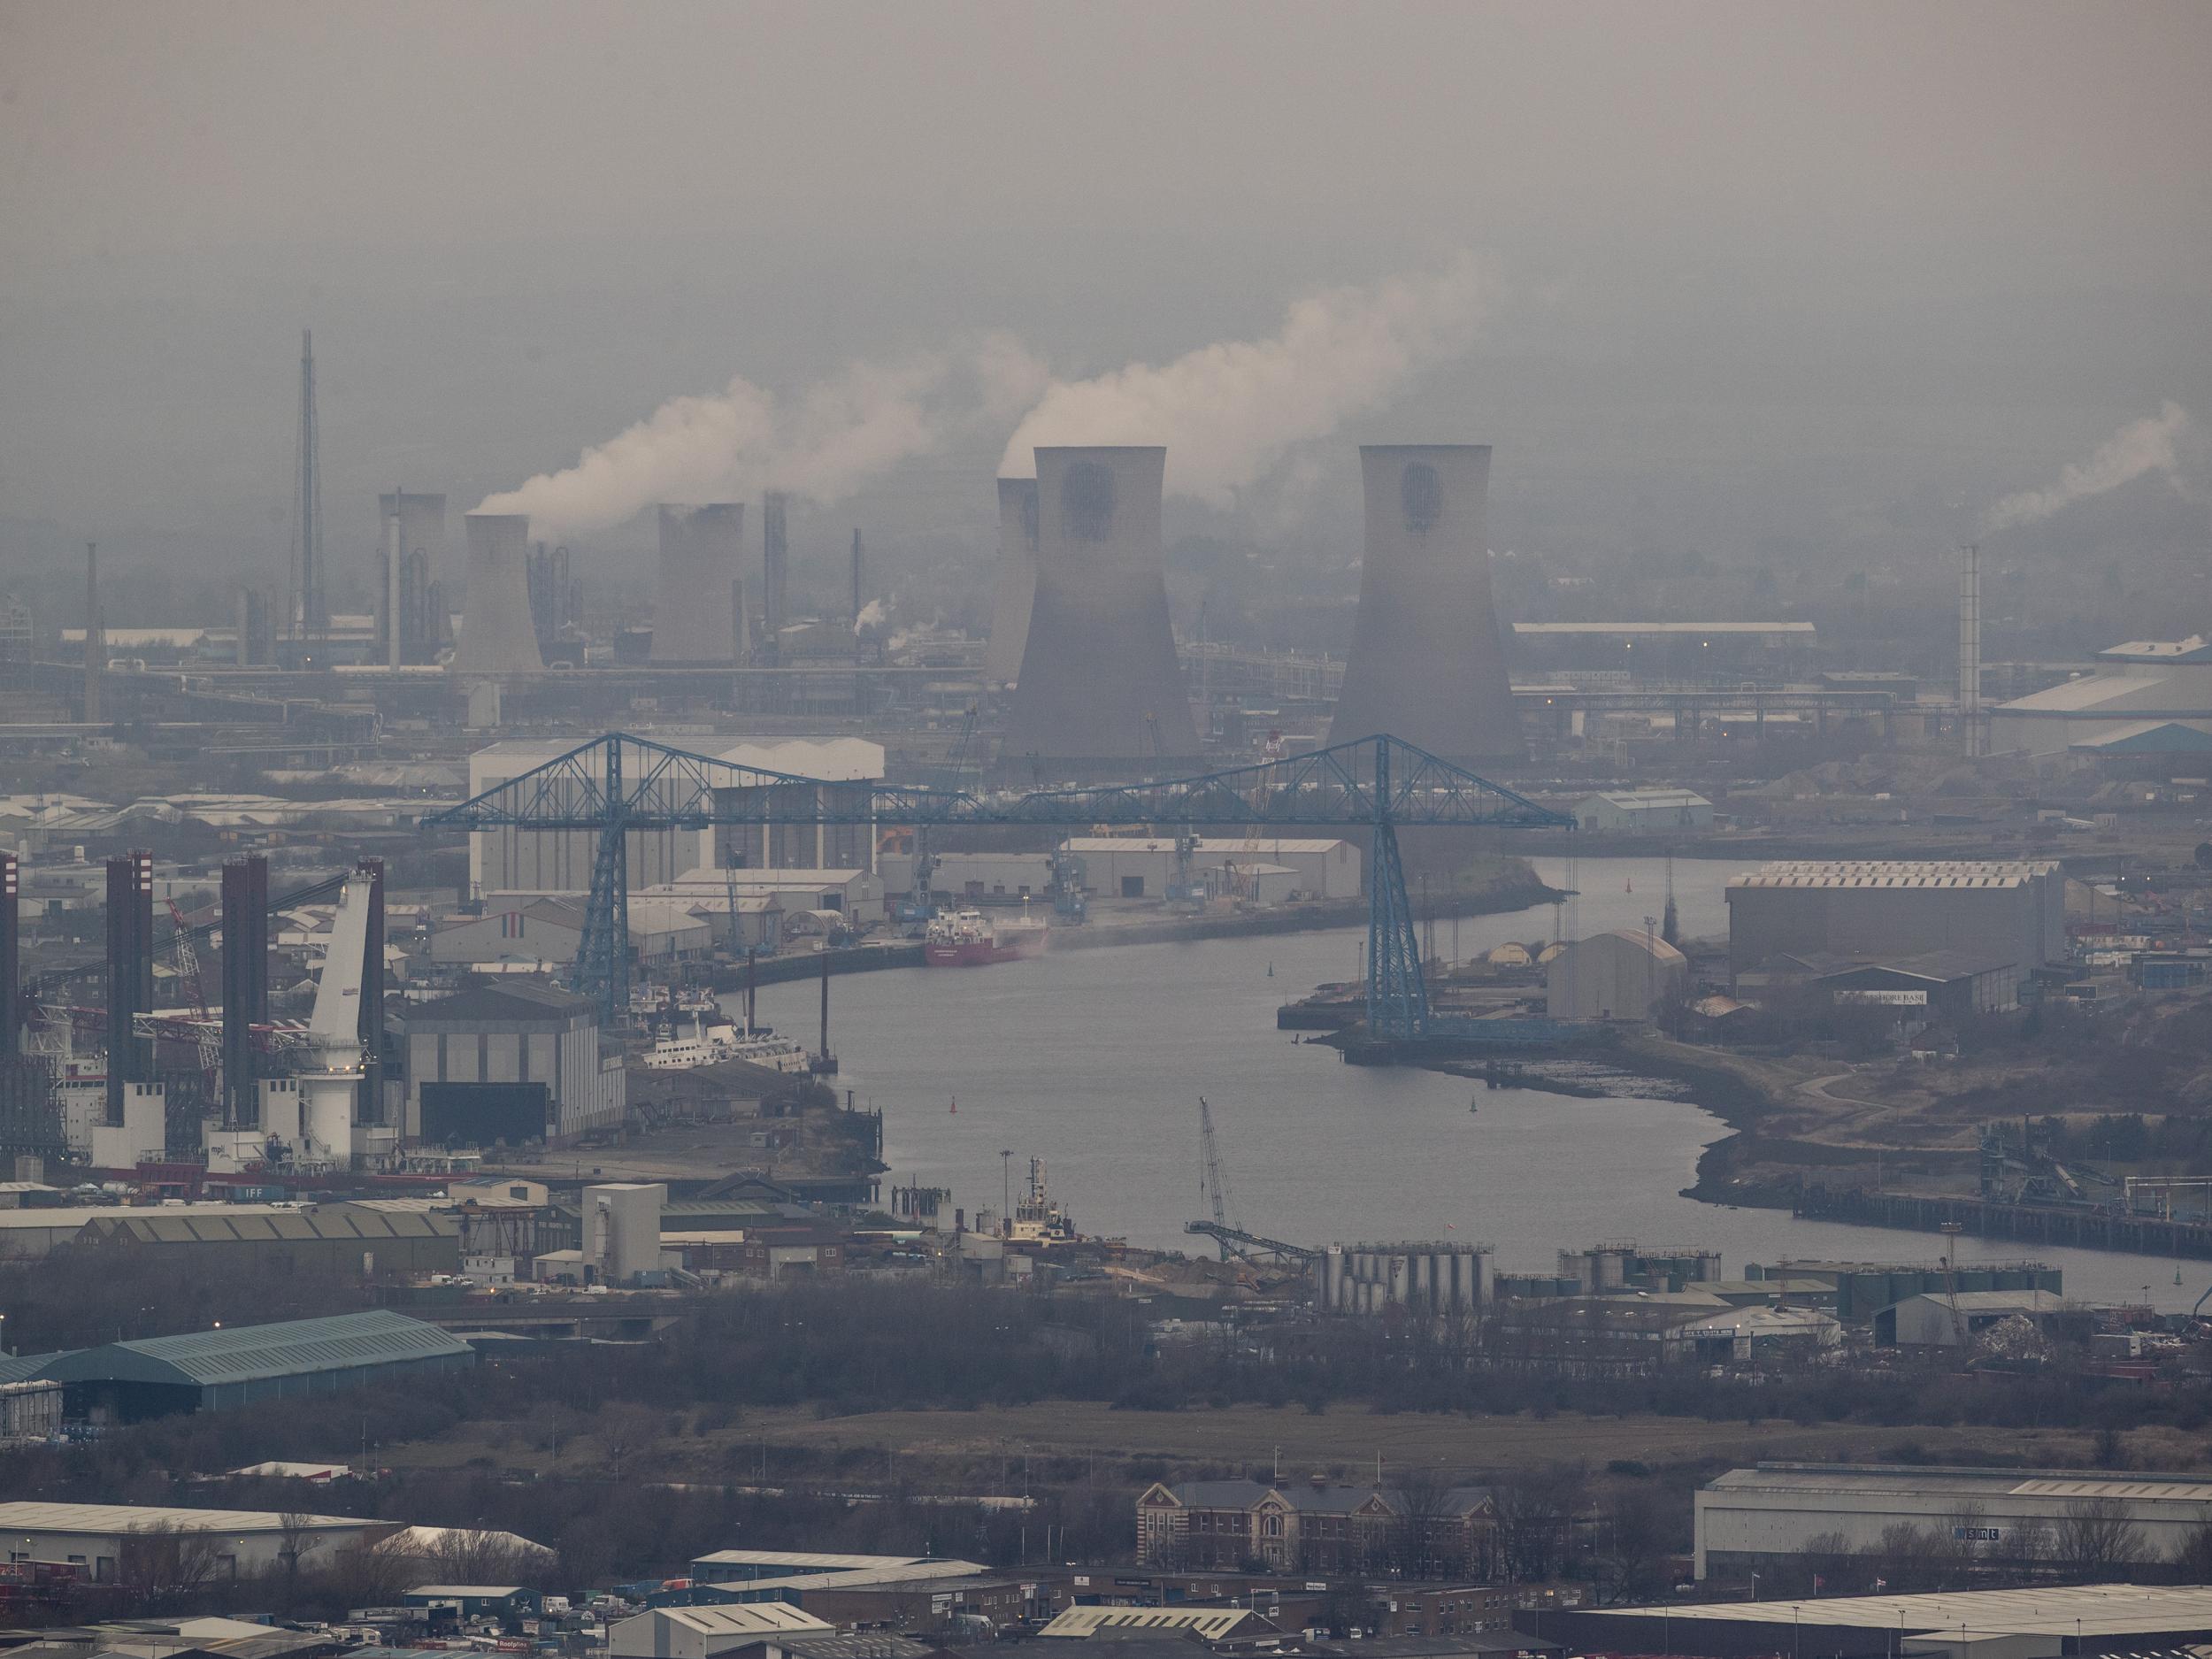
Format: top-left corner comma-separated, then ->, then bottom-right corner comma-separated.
923,908 -> 1048,967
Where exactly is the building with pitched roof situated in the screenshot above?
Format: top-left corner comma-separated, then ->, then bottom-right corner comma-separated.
1133,1480 -> 1494,1575
21,1309 -> 473,1424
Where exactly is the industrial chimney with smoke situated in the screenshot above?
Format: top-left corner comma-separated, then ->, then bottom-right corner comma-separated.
456,512 -> 544,673
1331,445 -> 1521,762
1004,447 -> 1199,764
652,504 -> 745,663
983,478 -> 1039,687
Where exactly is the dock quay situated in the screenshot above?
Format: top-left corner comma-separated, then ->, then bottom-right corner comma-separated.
1802,1186 -> 2212,1263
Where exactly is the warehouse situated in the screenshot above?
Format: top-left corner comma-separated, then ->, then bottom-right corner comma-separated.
1571,788 -> 1714,834
1726,859 -> 2064,980
635,867 -> 883,927
612,1605 -> 831,1659
1990,635 -> 2212,757
1813,952 -> 2023,1018
0,1202 -> 299,1262
1535,1583 -> 2212,1655
73,1203 -> 462,1278
29,1309 -> 474,1423
1057,836 -> 1360,902
1693,1462 -> 2212,1580
1876,1287 -> 2079,1347
400,979 -> 626,1145
879,851 -> 1052,904
1544,928 -> 1687,1021
0,1501 -> 389,1581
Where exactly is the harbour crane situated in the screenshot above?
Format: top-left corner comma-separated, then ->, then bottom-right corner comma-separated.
1198,1094 -> 1238,1242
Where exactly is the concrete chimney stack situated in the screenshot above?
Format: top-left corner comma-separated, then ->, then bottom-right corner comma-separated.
1005,448 -> 1199,764
382,502 -> 403,670
651,503 -> 745,663
762,492 -> 790,660
983,478 -> 1040,687
456,512 -> 544,674
82,541 -> 102,725
1332,445 -> 1521,762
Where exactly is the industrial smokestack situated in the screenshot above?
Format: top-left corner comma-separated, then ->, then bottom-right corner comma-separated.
220,854 -> 268,1124
0,853 -> 17,1063
850,528 -> 864,624
82,542 -> 101,725
1005,447 -> 1199,763
651,503 -> 745,663
1331,445 -> 1521,762
382,502 -> 403,670
379,492 -> 447,663
762,492 -> 789,659
983,478 -> 1039,687
456,512 -> 544,673
105,850 -> 152,1125
1959,542 -> 1983,757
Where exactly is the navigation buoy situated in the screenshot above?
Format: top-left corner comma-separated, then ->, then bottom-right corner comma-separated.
949,1097 -> 957,1114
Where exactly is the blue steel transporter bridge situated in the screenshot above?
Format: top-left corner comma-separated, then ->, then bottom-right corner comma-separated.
426,733 -> 1574,1047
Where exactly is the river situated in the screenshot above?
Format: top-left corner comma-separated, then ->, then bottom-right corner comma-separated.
742,855 -> 2206,1311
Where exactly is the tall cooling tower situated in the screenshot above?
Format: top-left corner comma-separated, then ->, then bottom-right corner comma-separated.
1005,447 -> 1200,763
1331,445 -> 1521,761
456,513 -> 544,673
983,478 -> 1039,686
653,503 -> 745,662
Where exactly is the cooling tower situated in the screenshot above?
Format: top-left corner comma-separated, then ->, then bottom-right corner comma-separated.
652,503 -> 745,663
1004,447 -> 1200,764
1331,445 -> 1521,762
983,478 -> 1039,687
456,512 -> 544,673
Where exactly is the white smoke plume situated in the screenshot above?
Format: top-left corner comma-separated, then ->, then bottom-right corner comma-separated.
997,254 -> 1488,505
479,334 -> 1045,538
1984,402 -> 2191,533
853,597 -> 888,634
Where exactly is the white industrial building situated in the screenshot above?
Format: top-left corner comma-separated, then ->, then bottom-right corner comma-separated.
429,896 -> 722,970
1571,788 -> 1714,833
1320,1242 -> 1491,1315
399,981 -> 625,1146
1876,1288 -> 2076,1348
1726,859 -> 2065,980
879,850 -> 1053,903
611,1605 -> 829,1659
1991,636 -> 2212,756
586,1181 -> 664,1285
1057,836 -> 1360,902
467,737 -> 885,898
1694,1463 -> 2212,1580
1545,928 -> 1689,1021
635,867 -> 883,927
0,1501 -> 387,1582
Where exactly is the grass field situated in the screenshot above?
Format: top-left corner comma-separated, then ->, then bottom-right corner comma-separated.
377,1398 -> 2191,1485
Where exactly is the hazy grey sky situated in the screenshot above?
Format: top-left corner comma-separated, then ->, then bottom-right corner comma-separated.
4,0 -> 2208,593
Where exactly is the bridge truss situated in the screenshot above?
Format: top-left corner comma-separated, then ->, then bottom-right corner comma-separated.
425,732 -> 1574,1042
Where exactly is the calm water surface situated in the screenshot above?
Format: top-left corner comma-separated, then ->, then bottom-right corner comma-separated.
744,856 -> 2205,1311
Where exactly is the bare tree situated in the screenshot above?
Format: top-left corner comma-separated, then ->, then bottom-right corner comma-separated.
1494,1464 -> 1582,1584
2171,1517 -> 2212,1582
118,1521 -> 230,1609
1594,1486 -> 1671,1606
2055,1497 -> 2148,1580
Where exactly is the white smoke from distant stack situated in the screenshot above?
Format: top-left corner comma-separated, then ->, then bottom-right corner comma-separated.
853,598 -> 888,634
997,253 -> 1488,506
479,333 -> 1046,539
1984,402 -> 2191,532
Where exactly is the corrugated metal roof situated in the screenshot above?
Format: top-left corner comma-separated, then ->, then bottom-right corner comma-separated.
0,1501 -> 367,1534
1708,1462 -> 2212,1501
641,1607 -> 829,1636
38,1310 -> 472,1390
1041,1609 -> 1263,1639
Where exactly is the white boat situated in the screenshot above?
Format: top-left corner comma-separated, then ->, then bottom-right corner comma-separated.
640,1014 -> 810,1074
